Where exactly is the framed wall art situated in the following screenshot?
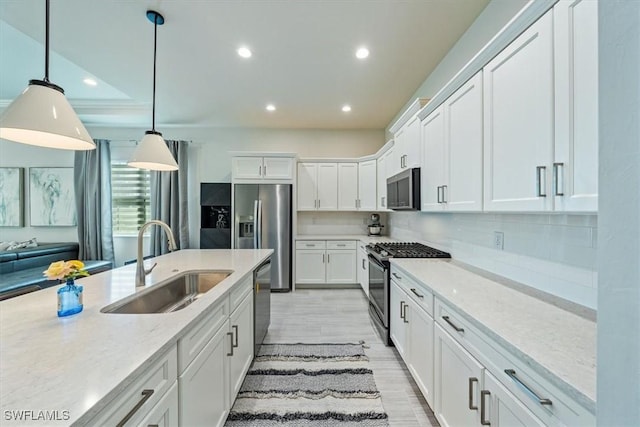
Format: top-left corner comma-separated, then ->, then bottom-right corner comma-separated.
0,167 -> 24,227
29,167 -> 77,227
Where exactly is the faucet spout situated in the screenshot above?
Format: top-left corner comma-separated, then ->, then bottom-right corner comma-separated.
136,220 -> 178,287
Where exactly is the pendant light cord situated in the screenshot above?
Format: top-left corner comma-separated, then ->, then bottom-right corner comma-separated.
44,0 -> 50,82
151,14 -> 158,131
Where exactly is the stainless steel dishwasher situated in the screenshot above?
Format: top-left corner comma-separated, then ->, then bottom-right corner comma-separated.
253,257 -> 271,354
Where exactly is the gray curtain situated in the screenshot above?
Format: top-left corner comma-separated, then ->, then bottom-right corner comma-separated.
150,140 -> 189,255
74,139 -> 115,263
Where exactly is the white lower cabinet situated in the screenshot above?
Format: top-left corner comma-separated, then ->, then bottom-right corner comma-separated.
482,370 -> 545,427
389,281 -> 408,358
357,242 -> 369,296
229,292 -> 254,397
295,240 -> 357,285
140,381 -> 179,427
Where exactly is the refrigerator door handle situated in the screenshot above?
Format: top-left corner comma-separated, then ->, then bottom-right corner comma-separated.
254,199 -> 263,249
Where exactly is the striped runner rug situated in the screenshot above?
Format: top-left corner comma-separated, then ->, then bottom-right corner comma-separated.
225,343 -> 389,426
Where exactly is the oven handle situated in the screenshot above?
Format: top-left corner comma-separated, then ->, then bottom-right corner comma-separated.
367,253 -> 387,270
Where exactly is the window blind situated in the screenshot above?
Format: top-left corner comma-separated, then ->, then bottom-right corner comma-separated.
111,163 -> 151,235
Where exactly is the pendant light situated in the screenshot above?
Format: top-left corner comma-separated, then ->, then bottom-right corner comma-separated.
127,10 -> 178,171
0,0 -> 95,150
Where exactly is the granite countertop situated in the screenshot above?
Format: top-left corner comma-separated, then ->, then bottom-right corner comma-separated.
389,258 -> 596,413
0,249 -> 272,426
295,234 -> 396,245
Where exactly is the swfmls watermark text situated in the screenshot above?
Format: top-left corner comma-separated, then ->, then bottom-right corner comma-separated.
4,410 -> 70,422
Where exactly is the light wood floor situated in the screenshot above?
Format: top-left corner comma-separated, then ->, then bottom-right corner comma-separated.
266,288 -> 439,427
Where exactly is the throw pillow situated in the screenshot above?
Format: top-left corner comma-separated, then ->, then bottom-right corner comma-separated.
5,238 -> 38,251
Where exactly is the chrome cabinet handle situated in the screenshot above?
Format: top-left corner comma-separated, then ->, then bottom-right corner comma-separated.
314,199 -> 317,208
362,259 -> 366,269
410,288 -> 424,299
306,243 -> 316,247
469,377 -> 478,410
327,253 -> 330,263
263,164 -> 267,176
259,165 -> 262,176
536,166 -> 547,197
442,185 -> 447,203
402,303 -> 409,323
392,272 -> 402,280
322,253 -> 325,263
553,162 -> 564,196
436,186 -> 441,203
399,301 -> 405,320
504,369 -> 552,405
232,325 -> 239,348
480,390 -> 491,425
318,199 -> 321,208
382,196 -> 385,207
116,389 -> 154,427
337,244 -> 346,247
227,332 -> 234,356
442,315 -> 464,333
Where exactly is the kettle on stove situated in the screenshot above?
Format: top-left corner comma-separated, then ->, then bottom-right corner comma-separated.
368,213 -> 384,236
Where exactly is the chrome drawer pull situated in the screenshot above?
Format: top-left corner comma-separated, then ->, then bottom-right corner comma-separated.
536,166 -> 547,197
399,301 -> 405,320
232,325 -> 239,348
504,369 -> 552,405
402,303 -> 409,323
480,390 -> 491,425
442,315 -> 464,333
227,332 -> 234,356
469,377 -> 478,410
410,288 -> 424,299
392,273 -> 402,280
116,389 -> 154,427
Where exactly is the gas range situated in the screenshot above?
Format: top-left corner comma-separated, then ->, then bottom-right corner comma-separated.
366,242 -> 451,262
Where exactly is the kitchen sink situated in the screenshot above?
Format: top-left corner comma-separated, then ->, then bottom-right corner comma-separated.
101,270 -> 232,314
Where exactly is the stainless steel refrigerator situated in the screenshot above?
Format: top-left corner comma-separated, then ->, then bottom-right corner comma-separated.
234,184 -> 292,291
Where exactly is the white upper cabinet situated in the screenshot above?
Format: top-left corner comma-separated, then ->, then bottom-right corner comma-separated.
358,159 -> 377,211
297,162 -> 338,211
421,106 -> 446,211
553,0 -> 599,212
403,115 -> 422,170
338,163 -> 359,211
483,11 -> 554,211
232,156 -> 294,182
390,98 -> 429,177
376,149 -> 389,210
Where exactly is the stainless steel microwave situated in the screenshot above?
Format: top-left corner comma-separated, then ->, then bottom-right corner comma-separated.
386,168 -> 421,210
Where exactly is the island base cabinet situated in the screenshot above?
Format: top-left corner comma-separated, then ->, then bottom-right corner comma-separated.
179,321 -> 230,427
482,370 -> 545,427
434,323 -> 484,427
140,382 -> 179,427
229,292 -> 254,398
407,303 -> 434,407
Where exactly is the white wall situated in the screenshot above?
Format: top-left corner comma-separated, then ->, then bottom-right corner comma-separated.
297,211 -> 389,236
0,141 -> 78,243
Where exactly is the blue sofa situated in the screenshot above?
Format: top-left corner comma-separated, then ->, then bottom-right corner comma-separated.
0,243 -> 112,301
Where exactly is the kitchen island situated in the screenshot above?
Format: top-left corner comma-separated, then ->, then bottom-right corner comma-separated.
0,249 -> 272,426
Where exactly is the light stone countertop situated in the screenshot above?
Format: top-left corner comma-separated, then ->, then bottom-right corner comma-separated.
390,258 -> 596,413
295,234 -> 396,245
0,249 -> 272,426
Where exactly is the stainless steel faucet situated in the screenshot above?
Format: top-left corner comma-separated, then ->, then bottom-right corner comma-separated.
136,220 -> 178,287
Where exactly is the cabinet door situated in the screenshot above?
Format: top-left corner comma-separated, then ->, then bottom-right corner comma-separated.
325,249 -> 357,283
408,302 -> 435,407
434,323 -> 483,427
446,71 -> 484,211
338,163 -> 359,211
295,249 -> 326,283
483,370 -> 546,427
357,247 -> 369,296
391,130 -> 404,175
385,146 -> 397,180
358,160 -> 377,210
297,163 -> 317,210
233,157 -> 264,180
553,0 -> 598,212
139,382 -> 179,427
421,106 -> 446,211
317,163 -> 338,210
404,115 -> 422,169
263,157 -> 293,179
483,11 -> 554,211
179,321 -> 229,427
390,281 -> 408,359
376,150 -> 388,210
229,292 -> 254,399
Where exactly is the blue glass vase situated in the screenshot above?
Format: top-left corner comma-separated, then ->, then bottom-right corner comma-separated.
57,279 -> 83,317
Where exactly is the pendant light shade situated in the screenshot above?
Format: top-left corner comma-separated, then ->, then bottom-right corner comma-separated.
127,10 -> 178,171
0,0 -> 95,151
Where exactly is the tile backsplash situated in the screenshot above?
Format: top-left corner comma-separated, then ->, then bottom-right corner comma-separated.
297,211 -> 388,236
389,212 -> 598,309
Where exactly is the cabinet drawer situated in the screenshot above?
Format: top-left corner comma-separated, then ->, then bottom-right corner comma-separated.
229,275 -> 252,313
391,266 -> 433,316
178,297 -> 229,373
139,381 -> 178,427
326,240 -> 357,250
295,240 -> 327,249
88,346 -> 178,427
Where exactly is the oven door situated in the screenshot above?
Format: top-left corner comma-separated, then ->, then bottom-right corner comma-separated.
368,254 -> 388,327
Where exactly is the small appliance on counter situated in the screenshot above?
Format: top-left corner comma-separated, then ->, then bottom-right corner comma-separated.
367,213 -> 384,236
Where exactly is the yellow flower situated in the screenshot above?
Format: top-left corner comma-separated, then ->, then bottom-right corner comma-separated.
43,260 -> 90,281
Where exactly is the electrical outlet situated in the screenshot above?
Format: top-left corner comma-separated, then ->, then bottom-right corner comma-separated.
494,231 -> 504,250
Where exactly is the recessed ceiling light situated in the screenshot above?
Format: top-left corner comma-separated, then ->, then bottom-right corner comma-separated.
266,104 -> 276,112
83,78 -> 97,86
237,47 -> 252,58
355,47 -> 369,59
342,105 -> 352,112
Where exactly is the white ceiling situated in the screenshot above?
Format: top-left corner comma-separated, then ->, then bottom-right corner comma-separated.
0,0 -> 490,130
